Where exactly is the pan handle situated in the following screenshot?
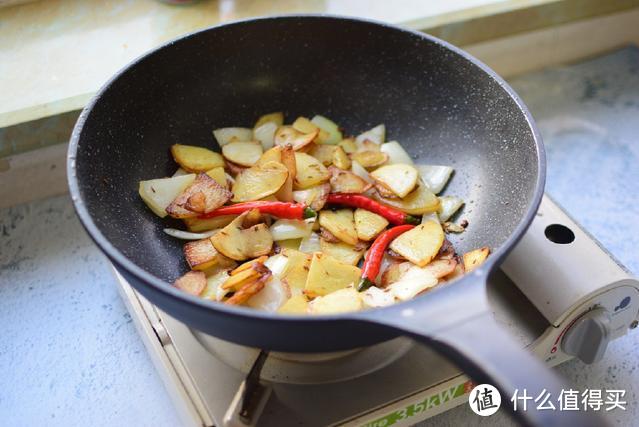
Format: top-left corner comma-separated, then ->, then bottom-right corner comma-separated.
358,278 -> 607,427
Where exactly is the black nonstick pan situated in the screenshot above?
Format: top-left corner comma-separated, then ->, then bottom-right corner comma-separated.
68,15 -> 603,426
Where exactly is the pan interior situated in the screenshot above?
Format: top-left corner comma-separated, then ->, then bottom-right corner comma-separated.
73,16 -> 540,287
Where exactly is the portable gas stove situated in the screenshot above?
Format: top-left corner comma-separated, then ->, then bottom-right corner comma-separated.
114,195 -> 639,427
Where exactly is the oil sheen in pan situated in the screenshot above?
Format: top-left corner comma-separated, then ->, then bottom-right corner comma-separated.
192,331 -> 413,385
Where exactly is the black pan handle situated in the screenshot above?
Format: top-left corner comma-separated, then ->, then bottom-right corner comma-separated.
358,277 -> 607,427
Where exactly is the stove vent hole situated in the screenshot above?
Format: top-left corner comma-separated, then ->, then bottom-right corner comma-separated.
544,224 -> 575,244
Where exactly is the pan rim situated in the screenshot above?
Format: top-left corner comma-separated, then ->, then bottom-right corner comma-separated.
67,13 -> 546,324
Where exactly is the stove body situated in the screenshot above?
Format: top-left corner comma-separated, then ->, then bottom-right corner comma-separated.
114,195 -> 639,427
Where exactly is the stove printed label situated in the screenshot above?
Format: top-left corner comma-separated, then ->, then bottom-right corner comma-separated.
361,382 -> 467,427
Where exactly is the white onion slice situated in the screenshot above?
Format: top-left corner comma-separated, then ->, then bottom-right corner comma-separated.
163,228 -> 218,240
311,115 -> 342,144
253,122 -> 278,150
351,160 -> 374,184
387,266 -> 438,301
380,141 -> 414,165
299,232 -> 321,254
438,196 -> 464,222
355,124 -> 385,145
269,219 -> 313,241
247,276 -> 289,312
213,127 -> 253,146
421,212 -> 440,224
201,270 -> 230,301
415,165 -> 454,194
264,253 -> 291,278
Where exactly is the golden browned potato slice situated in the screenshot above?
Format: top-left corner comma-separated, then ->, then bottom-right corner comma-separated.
370,164 -> 418,198
222,267 -> 261,291
380,261 -> 412,287
328,166 -> 372,194
307,287 -> 363,314
139,174 -> 196,218
320,239 -> 365,266
318,209 -> 358,245
338,137 -> 358,154
275,145 -> 296,202
232,161 -> 289,202
374,182 -> 399,199
173,271 -> 206,296
255,112 -> 284,128
171,144 -> 225,172
292,183 -> 330,211
213,128 -> 253,146
256,146 -> 283,166
374,183 -> 440,215
221,141 -> 264,167
354,208 -> 389,241
308,144 -> 336,166
205,166 -> 227,188
211,210 -> 274,260
225,274 -> 271,306
292,117 -> 331,142
278,294 -> 309,314
231,255 -> 268,276
280,248 -> 312,290
350,151 -> 388,169
166,173 -> 232,218
183,215 -> 235,232
184,238 -> 220,271
293,152 -> 330,189
422,258 -> 458,278
275,126 -> 319,151
389,221 -> 445,267
463,247 -> 490,272
304,253 -> 361,297
332,146 -> 351,170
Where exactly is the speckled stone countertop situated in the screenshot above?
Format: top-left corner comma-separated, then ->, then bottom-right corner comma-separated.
1,47 -> 638,426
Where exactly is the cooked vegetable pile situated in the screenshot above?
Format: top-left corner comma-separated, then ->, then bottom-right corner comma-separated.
138,113 -> 489,315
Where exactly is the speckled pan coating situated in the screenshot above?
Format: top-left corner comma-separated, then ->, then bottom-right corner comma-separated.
68,15 -> 544,352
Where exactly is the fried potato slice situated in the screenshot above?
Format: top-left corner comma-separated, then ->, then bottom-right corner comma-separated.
374,183 -> 440,215
389,221 -> 445,267
173,271 -> 206,296
213,127 -> 253,146
184,238 -> 221,271
292,183 -> 330,211
166,173 -> 232,218
205,166 -> 228,188
232,161 -> 289,202
350,151 -> 388,169
318,209 -> 358,245
278,294 -> 310,314
225,273 -> 271,306
332,146 -> 351,169
294,152 -> 330,189
171,144 -> 225,172
320,239 -> 365,266
211,210 -> 274,261
308,144 -> 336,166
354,208 -> 389,241
329,166 -> 372,194
308,287 -> 363,314
370,164 -> 418,198
222,141 -> 264,167
139,174 -> 196,218
463,247 -> 490,272
275,126 -> 319,151
275,145 -> 296,202
304,253 -> 361,297
255,112 -> 284,128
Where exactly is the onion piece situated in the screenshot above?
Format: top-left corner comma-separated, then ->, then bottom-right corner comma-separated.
247,276 -> 290,312
415,165 -> 454,194
201,270 -> 230,301
163,228 -> 218,240
254,122 -> 278,150
172,168 -> 189,177
213,127 -> 253,146
421,212 -> 440,224
355,124 -> 385,146
362,286 -> 396,308
269,219 -> 313,241
438,196 -> 464,222
311,115 -> 342,144
380,141 -> 414,165
351,160 -> 374,184
264,253 -> 290,278
299,232 -> 321,254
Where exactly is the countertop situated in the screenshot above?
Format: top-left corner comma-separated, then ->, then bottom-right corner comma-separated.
1,47 -> 638,426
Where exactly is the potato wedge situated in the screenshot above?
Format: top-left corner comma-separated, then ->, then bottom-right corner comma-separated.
213,127 -> 253,146
350,151 -> 388,169
318,209 -> 358,245
354,208 -> 389,241
389,221 -> 445,267
173,271 -> 206,296
370,164 -> 418,198
211,210 -> 274,260
205,166 -> 227,188
311,115 -> 342,145
320,239 -> 365,266
166,173 -> 232,218
463,247 -> 490,272
380,141 -> 414,165
275,145 -> 296,202
275,126 -> 318,151
355,124 -> 385,146
338,137 -> 357,154
308,287 -> 363,314
278,294 -> 309,315
374,183 -> 440,215
304,253 -> 361,297
292,183 -> 330,211
332,146 -> 351,170
308,144 -> 336,166
253,122 -> 278,150
171,144 -> 225,172
221,141 -> 263,167
184,215 -> 235,232
232,161 -> 289,202
294,152 -> 330,189
139,174 -> 196,218
255,112 -> 284,128
329,166 -> 372,194
184,238 -> 220,271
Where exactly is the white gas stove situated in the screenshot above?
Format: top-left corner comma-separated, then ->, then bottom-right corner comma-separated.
114,195 -> 639,426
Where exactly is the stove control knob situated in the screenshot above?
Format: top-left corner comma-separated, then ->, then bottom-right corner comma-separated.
561,308 -> 611,364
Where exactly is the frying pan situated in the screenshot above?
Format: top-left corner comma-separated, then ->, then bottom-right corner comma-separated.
68,15 -> 604,426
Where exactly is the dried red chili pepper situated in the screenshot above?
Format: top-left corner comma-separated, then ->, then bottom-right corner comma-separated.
326,193 -> 420,225
358,224 -> 414,291
199,201 -> 316,220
